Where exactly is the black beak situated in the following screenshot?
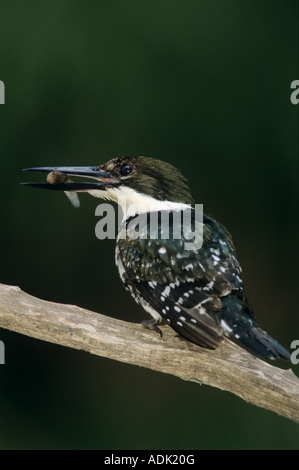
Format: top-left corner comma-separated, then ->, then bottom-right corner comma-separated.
21,166 -> 119,191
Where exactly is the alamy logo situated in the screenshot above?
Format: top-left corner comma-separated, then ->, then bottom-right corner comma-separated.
290,80 -> 299,105
95,202 -> 204,251
0,341 -> 4,364
0,81 -> 5,104
290,340 -> 299,365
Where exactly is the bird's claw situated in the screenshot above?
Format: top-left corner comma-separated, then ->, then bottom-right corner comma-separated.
141,319 -> 163,338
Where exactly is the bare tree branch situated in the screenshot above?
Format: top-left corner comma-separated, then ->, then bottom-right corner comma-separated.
0,282 -> 298,422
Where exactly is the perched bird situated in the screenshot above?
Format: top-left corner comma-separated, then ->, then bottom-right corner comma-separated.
22,156 -> 290,361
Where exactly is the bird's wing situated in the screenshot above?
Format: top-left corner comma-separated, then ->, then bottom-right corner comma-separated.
117,211 -> 249,349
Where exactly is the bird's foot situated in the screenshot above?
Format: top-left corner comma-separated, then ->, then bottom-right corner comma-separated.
141,319 -> 163,338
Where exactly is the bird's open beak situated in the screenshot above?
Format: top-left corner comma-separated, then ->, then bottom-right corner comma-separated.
21,166 -> 119,191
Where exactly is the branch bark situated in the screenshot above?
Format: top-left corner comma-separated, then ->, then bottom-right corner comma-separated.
0,282 -> 298,422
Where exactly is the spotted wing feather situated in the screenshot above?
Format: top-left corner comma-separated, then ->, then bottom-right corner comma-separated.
116,211 -> 247,349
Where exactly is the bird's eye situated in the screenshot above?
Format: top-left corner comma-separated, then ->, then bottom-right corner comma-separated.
119,164 -> 133,177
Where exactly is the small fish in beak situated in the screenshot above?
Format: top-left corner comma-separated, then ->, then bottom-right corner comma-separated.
47,171 -> 80,208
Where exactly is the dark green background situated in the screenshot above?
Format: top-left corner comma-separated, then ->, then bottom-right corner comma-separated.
0,0 -> 298,449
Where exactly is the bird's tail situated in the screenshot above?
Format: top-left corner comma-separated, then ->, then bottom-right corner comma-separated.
215,296 -> 290,361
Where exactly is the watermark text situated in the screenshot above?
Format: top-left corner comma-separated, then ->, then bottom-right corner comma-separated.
0,81 -> 5,104
0,340 -> 5,364
290,80 -> 299,105
290,340 -> 299,365
95,202 -> 203,250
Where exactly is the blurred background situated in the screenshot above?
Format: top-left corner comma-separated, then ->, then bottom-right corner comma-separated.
0,0 -> 298,449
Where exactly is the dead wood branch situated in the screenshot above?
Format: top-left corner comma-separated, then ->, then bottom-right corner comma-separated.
0,282 -> 298,422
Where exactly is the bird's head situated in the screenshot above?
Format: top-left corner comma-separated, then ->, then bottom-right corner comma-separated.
22,156 -> 194,212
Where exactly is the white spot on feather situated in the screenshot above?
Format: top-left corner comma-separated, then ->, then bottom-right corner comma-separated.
220,320 -> 233,333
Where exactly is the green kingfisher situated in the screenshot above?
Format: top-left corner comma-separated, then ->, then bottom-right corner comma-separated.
22,156 -> 290,361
